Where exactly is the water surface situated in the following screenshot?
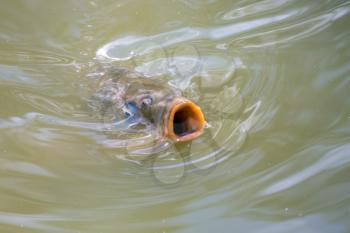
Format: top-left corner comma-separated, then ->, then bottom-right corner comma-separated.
0,0 -> 350,232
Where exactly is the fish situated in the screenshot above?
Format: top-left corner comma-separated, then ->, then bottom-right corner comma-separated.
91,67 -> 206,142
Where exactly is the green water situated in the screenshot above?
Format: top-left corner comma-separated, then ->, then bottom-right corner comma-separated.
1,0 -> 350,232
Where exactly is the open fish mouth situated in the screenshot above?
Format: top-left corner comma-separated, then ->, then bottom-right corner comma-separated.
164,98 -> 206,142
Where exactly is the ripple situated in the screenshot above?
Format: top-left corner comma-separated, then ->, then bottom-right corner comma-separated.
0,112 -> 106,131
0,65 -> 39,86
83,59 -> 248,180
0,212 -> 70,232
1,0 -> 350,232
220,0 -> 293,21
261,144 -> 350,195
230,2 -> 350,48
0,158 -> 55,177
0,47 -> 73,65
96,13 -> 295,61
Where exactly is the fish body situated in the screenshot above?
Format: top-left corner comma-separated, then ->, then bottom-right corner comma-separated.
93,68 -> 205,142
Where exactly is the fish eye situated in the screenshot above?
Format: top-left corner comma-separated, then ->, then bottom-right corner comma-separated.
141,96 -> 153,108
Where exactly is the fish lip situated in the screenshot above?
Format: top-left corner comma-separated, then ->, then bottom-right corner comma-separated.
163,97 -> 206,142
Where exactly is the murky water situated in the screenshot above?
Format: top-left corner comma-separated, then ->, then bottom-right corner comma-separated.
1,0 -> 350,232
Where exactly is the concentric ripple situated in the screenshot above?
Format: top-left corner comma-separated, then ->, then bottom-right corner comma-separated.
1,0 -> 350,232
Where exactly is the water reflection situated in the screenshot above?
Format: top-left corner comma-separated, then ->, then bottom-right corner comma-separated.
0,0 -> 350,232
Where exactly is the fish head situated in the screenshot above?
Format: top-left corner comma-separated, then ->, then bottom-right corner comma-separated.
125,86 -> 205,142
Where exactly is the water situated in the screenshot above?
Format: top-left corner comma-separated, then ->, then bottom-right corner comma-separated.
1,0 -> 350,232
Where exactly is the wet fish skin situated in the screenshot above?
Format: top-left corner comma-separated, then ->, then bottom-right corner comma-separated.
96,68 -> 180,123
93,67 -> 205,142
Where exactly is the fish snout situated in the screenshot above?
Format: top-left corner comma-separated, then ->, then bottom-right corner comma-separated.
164,98 -> 206,142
